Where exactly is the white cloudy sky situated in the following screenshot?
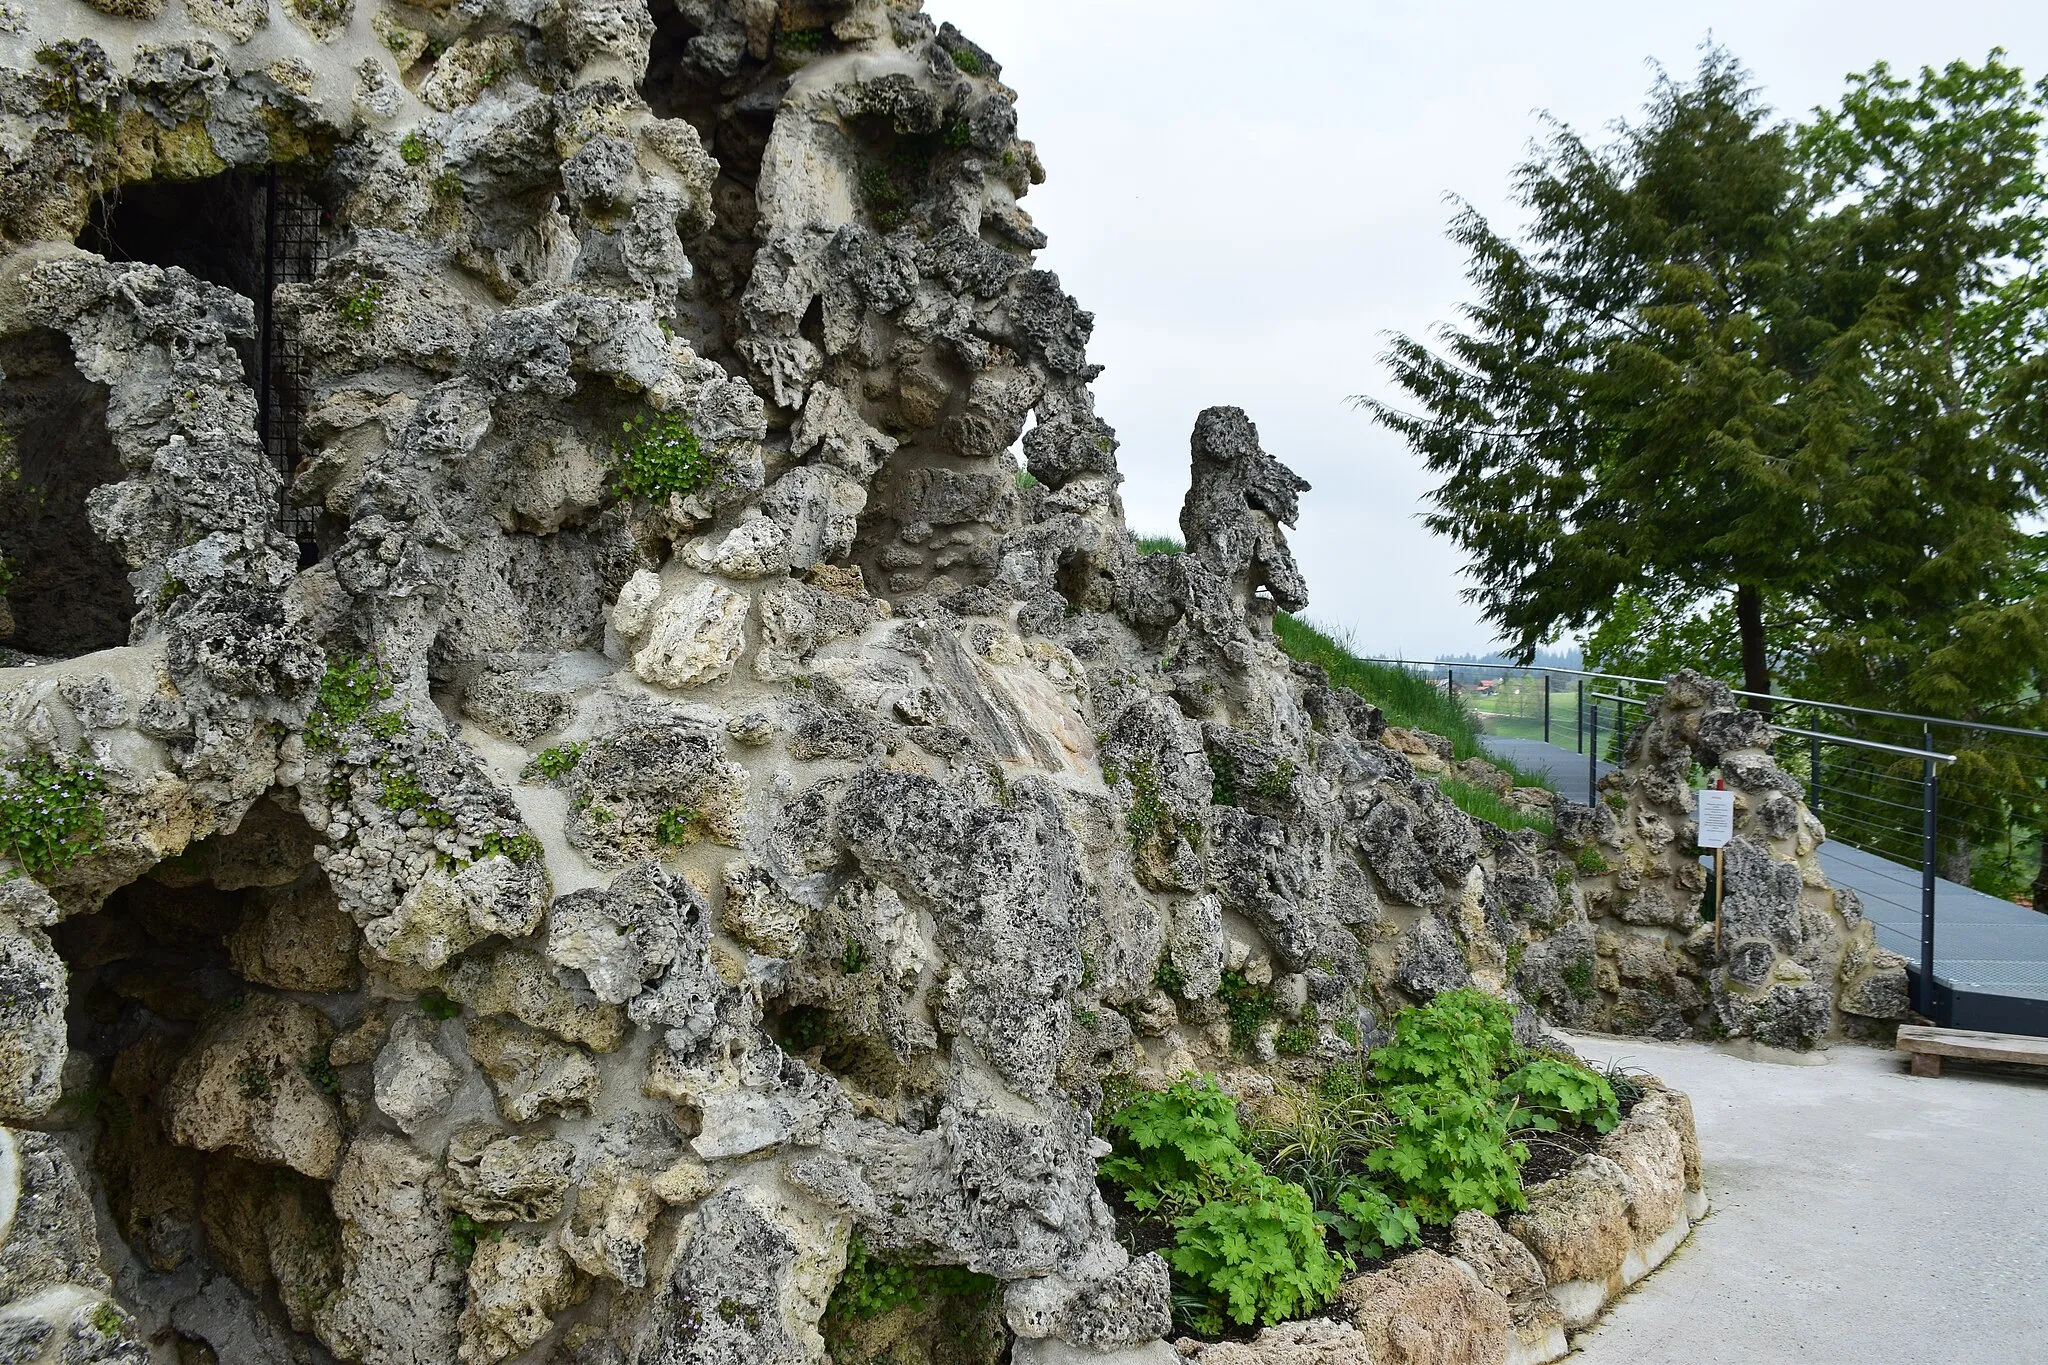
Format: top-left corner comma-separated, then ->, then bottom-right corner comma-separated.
928,0 -> 2048,658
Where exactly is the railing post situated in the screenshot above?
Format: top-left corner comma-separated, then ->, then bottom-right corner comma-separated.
1576,681 -> 1585,755
1588,701 -> 1599,806
1920,726 -> 1938,1019
1542,675 -> 1551,745
1808,728 -> 1822,813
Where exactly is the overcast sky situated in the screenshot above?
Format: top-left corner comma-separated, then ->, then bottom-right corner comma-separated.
929,0 -> 2048,658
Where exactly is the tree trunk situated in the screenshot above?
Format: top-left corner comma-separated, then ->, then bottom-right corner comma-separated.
2033,827 -> 2048,912
1734,583 -> 1771,714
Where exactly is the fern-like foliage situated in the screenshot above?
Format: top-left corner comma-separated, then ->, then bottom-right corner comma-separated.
1098,1076 -> 1258,1214
1369,987 -> 1516,1091
1167,1175 -> 1343,1335
1502,1056 -> 1621,1133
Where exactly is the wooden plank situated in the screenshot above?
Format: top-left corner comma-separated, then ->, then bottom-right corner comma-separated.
1896,1025 -> 2048,1067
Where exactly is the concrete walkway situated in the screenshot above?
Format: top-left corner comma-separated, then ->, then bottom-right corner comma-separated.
1561,1034 -> 2048,1364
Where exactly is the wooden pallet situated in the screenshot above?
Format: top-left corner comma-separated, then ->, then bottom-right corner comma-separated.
1896,1024 -> 2048,1078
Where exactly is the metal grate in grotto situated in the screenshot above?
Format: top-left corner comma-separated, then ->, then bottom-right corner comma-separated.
259,171 -> 326,562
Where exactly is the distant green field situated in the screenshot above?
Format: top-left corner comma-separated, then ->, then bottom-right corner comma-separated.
1272,615 -> 1555,794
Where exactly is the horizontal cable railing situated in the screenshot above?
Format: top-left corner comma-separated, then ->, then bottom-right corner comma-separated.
1347,656 -> 2047,1021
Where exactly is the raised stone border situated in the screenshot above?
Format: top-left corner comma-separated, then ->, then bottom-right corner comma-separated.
1149,1074 -> 1707,1365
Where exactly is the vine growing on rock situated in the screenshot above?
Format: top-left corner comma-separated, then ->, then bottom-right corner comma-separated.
305,653 -> 394,753
0,750 -> 108,875
613,411 -> 711,501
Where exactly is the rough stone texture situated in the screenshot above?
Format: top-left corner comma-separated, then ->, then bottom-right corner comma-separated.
1337,1249 -> 1511,1364
0,4 -> 1715,1361
319,1135 -> 462,1365
163,994 -> 343,1178
1505,1157 -> 1634,1289
459,1230 -> 585,1365
1542,669 -> 1911,1045
1172,1318 -> 1370,1362
1447,1210 -> 1545,1302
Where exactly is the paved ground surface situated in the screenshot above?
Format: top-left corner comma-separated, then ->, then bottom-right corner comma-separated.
1560,1034 -> 2048,1364
1485,734 -> 2048,1029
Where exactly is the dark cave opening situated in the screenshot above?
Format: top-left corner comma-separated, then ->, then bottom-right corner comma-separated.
0,328 -> 138,660
51,799 -> 354,1350
76,170 -> 328,561
77,171 -> 270,387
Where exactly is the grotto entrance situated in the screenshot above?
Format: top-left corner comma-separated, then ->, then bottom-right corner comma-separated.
0,329 -> 137,660
78,170 -> 327,560
49,797 -> 357,1346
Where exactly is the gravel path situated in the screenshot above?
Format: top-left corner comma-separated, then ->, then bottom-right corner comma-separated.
1561,1034 -> 2048,1364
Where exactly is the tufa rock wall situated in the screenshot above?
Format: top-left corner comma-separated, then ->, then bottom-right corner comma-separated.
1554,671 -> 1911,1050
0,2 -> 1771,1363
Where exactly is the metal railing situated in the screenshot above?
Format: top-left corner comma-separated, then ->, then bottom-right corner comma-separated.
1368,657 -> 2048,1021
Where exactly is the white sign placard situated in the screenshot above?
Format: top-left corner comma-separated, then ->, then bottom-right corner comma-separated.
1696,789 -> 1736,849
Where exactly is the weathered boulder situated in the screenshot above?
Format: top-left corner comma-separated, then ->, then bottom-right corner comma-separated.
1337,1248 -> 1511,1364
163,996 -> 342,1178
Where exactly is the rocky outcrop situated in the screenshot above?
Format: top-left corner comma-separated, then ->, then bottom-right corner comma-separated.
0,2 -> 1717,1362
1550,670 -> 1913,1046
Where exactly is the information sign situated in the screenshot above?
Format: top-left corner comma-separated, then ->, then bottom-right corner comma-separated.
1696,788 -> 1736,849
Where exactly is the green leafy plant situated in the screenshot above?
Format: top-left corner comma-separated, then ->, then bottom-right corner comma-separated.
1370,988 -> 1516,1092
0,751 -> 107,875
1561,954 -> 1597,1001
1575,844 -> 1610,875
1501,1056 -> 1620,1133
1208,751 -> 1239,807
336,274 -> 383,330
1100,1082 -> 1342,1327
1252,758 -> 1296,802
949,45 -> 984,76
779,27 -> 826,55
377,768 -> 454,828
823,1233 -> 998,1330
1323,1179 -> 1421,1262
306,654 -> 393,753
1167,1174 -> 1343,1334
303,1054 -> 341,1095
655,804 -> 696,847
88,1303 -> 125,1336
1122,757 -> 1179,848
1137,535 -> 1185,556
613,411 -> 712,501
398,131 -> 431,165
1098,1075 -> 1260,1214
1240,1065 -> 1390,1211
1366,1084 -> 1527,1224
840,936 -> 866,975
477,831 -> 543,865
520,743 -> 584,783
419,989 -> 461,1021
1153,955 -> 1186,997
1217,971 -> 1272,1053
1438,777 -> 1554,835
1274,1004 -> 1319,1057
449,1212 -> 498,1264
236,1065 -> 272,1100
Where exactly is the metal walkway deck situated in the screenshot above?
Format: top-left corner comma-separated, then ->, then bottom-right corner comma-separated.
1482,735 -> 2048,1035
